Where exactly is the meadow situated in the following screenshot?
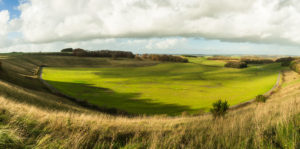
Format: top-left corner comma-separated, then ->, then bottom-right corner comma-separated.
0,54 -> 298,148
42,57 -> 282,115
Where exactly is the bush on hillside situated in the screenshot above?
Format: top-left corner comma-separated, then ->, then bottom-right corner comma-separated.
0,61 -> 2,71
137,54 -> 188,63
61,48 -> 73,53
255,95 -> 267,102
182,55 -> 197,58
275,57 -> 294,66
241,58 -> 274,64
72,49 -> 135,58
290,60 -> 300,73
210,100 -> 229,118
73,48 -> 87,56
207,56 -> 239,60
224,61 -> 247,68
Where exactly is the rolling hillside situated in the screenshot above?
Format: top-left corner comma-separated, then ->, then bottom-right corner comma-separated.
0,54 -> 299,149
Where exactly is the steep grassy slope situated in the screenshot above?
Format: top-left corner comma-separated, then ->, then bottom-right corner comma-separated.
0,54 -> 299,148
42,60 -> 281,115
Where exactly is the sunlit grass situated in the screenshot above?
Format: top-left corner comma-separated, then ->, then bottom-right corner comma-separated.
43,58 -> 282,115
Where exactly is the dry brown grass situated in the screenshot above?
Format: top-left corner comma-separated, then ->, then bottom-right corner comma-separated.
0,69 -> 299,148
0,54 -> 299,148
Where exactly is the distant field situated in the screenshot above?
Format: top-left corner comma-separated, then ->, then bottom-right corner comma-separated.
43,57 -> 282,115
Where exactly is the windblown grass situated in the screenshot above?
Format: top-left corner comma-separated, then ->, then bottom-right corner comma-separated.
0,54 -> 298,148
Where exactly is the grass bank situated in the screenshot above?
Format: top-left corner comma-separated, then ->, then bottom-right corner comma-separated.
43,57 -> 282,115
0,54 -> 298,148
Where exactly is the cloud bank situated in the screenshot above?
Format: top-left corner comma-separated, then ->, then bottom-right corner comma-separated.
1,0 -> 300,52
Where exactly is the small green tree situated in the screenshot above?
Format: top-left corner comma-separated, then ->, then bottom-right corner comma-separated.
255,95 -> 267,102
210,100 -> 229,118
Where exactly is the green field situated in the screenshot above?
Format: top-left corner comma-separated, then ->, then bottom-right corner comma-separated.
42,57 -> 281,115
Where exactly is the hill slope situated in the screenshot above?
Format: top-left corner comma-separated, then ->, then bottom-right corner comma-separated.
0,54 -> 299,148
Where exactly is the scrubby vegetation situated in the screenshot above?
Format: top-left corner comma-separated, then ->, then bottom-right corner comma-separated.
0,53 -> 298,148
73,49 -> 135,58
255,95 -> 267,102
241,57 -> 274,64
276,57 -> 295,66
210,100 -> 229,117
137,54 -> 189,63
224,61 -> 247,68
207,56 -> 239,60
290,59 -> 300,73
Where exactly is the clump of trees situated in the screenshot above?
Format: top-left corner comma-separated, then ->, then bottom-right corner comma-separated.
275,57 -> 294,66
61,48 -> 73,53
137,54 -> 188,63
210,100 -> 229,118
241,58 -> 274,64
72,49 -> 135,58
224,61 -> 247,68
255,95 -> 267,102
207,56 -> 239,60
182,55 -> 198,58
290,59 -> 300,73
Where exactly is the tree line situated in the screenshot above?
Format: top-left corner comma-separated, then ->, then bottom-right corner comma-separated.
72,48 -> 135,58
137,54 -> 189,63
68,48 -> 189,62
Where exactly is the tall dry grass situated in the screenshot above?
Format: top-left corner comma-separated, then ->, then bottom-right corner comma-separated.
0,54 -> 299,148
0,70 -> 299,148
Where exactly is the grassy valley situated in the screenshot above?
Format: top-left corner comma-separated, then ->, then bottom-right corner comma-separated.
0,53 -> 299,148
43,57 -> 281,115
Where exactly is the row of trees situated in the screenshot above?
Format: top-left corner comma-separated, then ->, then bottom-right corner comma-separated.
275,57 -> 294,66
72,48 -> 135,58
137,54 -> 189,63
240,58 -> 274,64
290,59 -> 300,73
60,48 -> 189,62
224,61 -> 247,68
207,56 -> 239,60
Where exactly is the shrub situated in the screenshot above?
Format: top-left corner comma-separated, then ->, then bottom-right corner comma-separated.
210,100 -> 229,118
72,49 -> 135,58
224,61 -> 247,68
241,58 -> 274,64
61,48 -> 73,53
281,61 -> 291,67
290,60 -> 300,73
207,56 -> 239,60
137,54 -> 188,63
73,48 -> 87,56
255,95 -> 267,102
0,61 -> 2,71
276,57 -> 294,66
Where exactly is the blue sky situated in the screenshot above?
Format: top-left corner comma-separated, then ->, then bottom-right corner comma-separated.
0,0 -> 20,18
1,0 -> 300,55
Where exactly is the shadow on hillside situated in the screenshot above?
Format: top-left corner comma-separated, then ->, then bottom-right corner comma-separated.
93,63 -> 281,82
45,80 -> 197,116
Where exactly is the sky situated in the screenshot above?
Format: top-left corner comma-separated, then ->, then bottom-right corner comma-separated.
1,0 -> 300,55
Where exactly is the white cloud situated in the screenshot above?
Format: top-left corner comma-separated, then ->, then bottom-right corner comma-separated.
146,38 -> 187,49
0,10 -> 10,47
10,0 -> 300,46
2,0 -> 300,53
0,10 -> 9,36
